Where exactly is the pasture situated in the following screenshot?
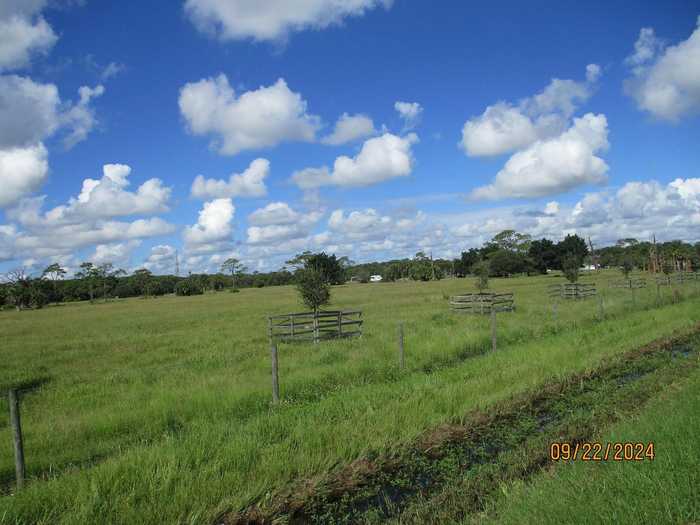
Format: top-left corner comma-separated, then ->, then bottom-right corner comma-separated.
1,271 -> 699,524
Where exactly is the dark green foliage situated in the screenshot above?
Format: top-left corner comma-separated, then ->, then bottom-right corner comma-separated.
174,278 -> 204,296
557,234 -> 589,264
528,239 -> 558,273
295,268 -> 331,312
409,253 -> 443,281
487,249 -> 532,277
454,248 -> 480,276
561,253 -> 582,283
304,252 -> 347,285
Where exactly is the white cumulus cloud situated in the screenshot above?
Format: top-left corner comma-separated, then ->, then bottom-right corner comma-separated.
470,113 -> 609,200
394,101 -> 423,130
292,132 -> 418,189
0,4 -> 57,71
33,163 -> 171,222
179,74 -> 320,155
183,198 -> 235,250
0,143 -> 48,208
91,240 -> 141,268
624,17 -> 700,121
184,0 -> 393,42
246,203 -> 322,245
321,113 -> 375,145
191,158 -> 269,199
461,65 -> 600,157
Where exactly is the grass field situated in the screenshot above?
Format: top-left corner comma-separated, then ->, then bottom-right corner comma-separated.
481,365 -> 700,525
1,271 -> 699,524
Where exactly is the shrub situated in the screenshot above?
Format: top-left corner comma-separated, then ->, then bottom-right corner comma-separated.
472,260 -> 490,291
561,253 -> 581,283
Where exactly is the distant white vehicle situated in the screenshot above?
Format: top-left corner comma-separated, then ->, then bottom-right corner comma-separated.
369,274 -> 383,282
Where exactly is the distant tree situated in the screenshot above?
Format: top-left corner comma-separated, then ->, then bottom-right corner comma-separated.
488,250 -> 531,277
410,256 -> 432,281
132,268 -> 154,298
221,257 -> 247,289
42,263 -> 66,282
2,269 -> 49,310
385,263 -> 403,282
454,248 -> 480,276
41,263 -> 66,303
409,252 -> 443,281
295,268 -> 331,313
4,269 -> 32,310
528,239 -> 558,274
96,264 -> 126,301
76,262 -> 100,303
556,235 -> 588,269
488,230 -> 532,254
472,260 -> 490,291
175,277 -> 204,296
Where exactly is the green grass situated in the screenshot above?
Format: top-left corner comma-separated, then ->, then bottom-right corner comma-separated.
481,366 -> 700,525
0,272 -> 698,523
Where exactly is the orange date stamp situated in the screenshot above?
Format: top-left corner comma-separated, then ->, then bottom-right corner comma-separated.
549,442 -> 655,461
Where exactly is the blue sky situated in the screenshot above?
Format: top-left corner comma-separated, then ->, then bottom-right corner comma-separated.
1,1 -> 699,275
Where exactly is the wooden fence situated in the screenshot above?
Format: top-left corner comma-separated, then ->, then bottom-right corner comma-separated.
449,292 -> 515,314
268,310 -> 363,343
610,278 -> 647,289
655,273 -> 699,286
548,283 -> 597,300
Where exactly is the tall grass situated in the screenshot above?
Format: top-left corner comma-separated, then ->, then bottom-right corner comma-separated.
0,272 -> 698,523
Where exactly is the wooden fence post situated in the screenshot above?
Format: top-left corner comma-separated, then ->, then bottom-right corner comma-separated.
398,322 -> 405,369
490,308 -> 497,352
313,312 -> 319,344
270,342 -> 280,405
9,389 -> 25,490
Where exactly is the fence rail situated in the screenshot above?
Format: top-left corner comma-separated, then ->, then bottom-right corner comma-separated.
610,278 -> 647,289
655,273 -> 699,286
268,310 -> 363,343
449,292 -> 514,314
548,283 -> 597,300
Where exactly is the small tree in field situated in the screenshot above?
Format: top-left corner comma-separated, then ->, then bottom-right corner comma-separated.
295,268 -> 331,314
621,257 -> 634,280
561,254 -> 581,283
472,260 -> 490,291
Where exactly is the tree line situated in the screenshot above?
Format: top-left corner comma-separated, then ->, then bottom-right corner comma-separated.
2,232 -> 699,310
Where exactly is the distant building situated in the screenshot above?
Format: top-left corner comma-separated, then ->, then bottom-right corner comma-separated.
369,275 -> 383,282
